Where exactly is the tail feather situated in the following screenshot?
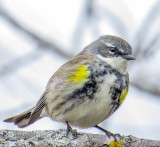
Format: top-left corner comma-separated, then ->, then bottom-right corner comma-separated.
4,108 -> 37,128
4,94 -> 46,128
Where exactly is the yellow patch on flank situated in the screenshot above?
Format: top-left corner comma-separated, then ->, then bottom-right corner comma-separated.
109,140 -> 123,147
68,65 -> 89,83
120,87 -> 129,104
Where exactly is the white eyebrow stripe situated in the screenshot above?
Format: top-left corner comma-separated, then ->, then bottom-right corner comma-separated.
103,42 -> 115,47
101,40 -> 125,53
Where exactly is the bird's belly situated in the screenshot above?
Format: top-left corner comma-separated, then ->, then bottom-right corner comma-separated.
55,74 -> 117,128
68,96 -> 113,128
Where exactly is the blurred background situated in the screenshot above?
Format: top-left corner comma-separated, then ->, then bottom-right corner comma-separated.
0,0 -> 160,140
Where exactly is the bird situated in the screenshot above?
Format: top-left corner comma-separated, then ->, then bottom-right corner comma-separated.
4,35 -> 135,138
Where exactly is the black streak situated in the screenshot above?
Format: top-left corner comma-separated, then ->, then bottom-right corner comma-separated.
67,75 -> 97,100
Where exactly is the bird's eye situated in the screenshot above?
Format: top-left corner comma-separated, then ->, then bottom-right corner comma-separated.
109,47 -> 116,54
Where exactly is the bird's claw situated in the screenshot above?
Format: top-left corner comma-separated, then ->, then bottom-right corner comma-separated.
66,121 -> 78,138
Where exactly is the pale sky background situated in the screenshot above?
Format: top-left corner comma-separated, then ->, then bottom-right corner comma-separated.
0,0 -> 160,140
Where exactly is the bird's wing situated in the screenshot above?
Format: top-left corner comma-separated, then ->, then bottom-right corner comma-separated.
28,92 -> 46,125
28,54 -> 93,124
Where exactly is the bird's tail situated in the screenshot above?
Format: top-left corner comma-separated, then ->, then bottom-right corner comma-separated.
3,107 -> 38,128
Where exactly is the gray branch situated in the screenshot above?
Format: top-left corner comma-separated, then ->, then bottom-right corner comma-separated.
0,5 -> 73,59
133,0 -> 160,58
131,79 -> 160,96
0,130 -> 160,147
0,50 -> 41,77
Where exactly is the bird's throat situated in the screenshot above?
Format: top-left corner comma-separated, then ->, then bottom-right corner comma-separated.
98,55 -> 128,74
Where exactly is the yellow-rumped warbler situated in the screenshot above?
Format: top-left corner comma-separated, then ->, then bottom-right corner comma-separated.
4,35 -> 135,138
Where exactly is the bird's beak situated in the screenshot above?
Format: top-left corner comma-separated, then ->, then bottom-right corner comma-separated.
121,54 -> 135,60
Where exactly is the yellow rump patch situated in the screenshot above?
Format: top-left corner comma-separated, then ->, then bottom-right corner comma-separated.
68,65 -> 89,83
120,87 -> 129,103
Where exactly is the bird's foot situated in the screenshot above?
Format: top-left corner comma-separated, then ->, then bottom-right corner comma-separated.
105,130 -> 120,142
94,125 -> 121,142
66,121 -> 78,138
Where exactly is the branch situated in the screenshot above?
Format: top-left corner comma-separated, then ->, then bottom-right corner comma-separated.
0,130 -> 160,147
0,50 -> 41,77
99,8 -> 129,38
131,79 -> 160,96
133,0 -> 160,58
0,5 -> 73,59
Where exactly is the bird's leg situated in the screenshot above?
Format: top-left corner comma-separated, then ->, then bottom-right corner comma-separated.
66,121 -> 77,138
94,125 -> 114,137
94,125 -> 120,142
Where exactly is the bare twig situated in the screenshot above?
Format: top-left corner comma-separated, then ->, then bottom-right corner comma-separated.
131,79 -> 160,96
142,32 -> 160,58
97,1 -> 130,38
71,0 -> 98,52
0,50 -> 42,77
133,0 -> 160,58
0,5 -> 73,59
